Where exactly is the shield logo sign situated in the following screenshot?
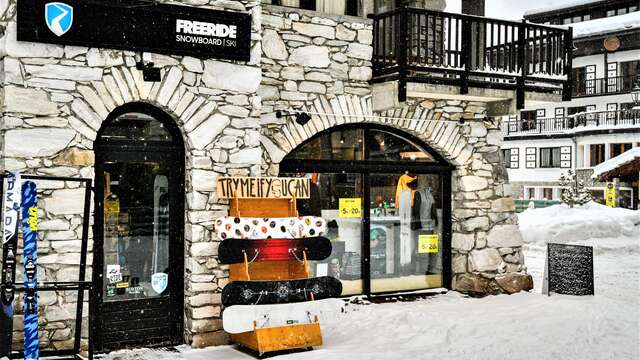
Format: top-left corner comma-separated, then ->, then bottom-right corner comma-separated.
45,2 -> 73,37
151,273 -> 169,294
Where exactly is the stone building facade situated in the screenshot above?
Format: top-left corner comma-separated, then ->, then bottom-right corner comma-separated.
1,0 -> 531,352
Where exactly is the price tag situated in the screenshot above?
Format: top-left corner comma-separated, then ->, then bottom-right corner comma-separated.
339,198 -> 362,218
418,234 -> 439,254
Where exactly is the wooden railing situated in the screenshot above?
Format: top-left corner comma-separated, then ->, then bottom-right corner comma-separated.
573,75 -> 638,97
503,110 -> 640,136
371,7 -> 573,108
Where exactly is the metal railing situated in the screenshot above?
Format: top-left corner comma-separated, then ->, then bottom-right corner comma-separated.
371,7 -> 573,107
573,75 -> 638,97
503,109 -> 640,135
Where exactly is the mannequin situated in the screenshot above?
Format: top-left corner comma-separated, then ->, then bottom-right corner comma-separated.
396,174 -> 417,268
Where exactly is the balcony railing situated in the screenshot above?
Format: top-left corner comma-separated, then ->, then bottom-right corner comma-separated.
371,7 -> 573,108
503,110 -> 640,136
573,75 -> 638,97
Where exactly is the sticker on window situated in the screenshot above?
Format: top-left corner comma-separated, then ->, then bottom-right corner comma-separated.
418,234 -> 439,254
152,272 -> 169,294
106,264 -> 122,284
339,198 -> 362,218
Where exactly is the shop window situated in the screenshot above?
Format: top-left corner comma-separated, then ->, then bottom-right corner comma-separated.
281,125 -> 451,296
610,143 -> 632,158
590,144 -> 605,167
502,149 -> 511,168
540,147 -> 561,168
263,0 -> 359,16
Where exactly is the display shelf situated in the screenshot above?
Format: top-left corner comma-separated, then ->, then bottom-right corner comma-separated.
226,197 -> 323,355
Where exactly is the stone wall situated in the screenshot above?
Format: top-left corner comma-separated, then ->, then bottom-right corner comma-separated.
257,5 -> 532,297
0,0 -> 263,350
0,0 -> 531,353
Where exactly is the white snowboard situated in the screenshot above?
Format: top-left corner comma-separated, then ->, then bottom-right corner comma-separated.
222,298 -> 346,334
214,216 -> 327,240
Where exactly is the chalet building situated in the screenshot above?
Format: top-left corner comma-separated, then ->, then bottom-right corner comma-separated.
503,0 -> 640,209
1,0 -> 571,353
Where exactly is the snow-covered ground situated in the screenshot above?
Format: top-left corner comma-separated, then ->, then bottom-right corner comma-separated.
105,203 -> 640,360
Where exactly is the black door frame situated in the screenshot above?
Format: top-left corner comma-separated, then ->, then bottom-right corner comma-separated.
92,103 -> 185,352
280,124 -> 454,297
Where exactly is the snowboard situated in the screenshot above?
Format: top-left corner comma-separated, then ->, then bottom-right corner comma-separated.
222,298 -> 346,334
214,216 -> 327,240
0,172 -> 21,358
22,180 -> 38,360
222,276 -> 343,307
218,237 -> 332,264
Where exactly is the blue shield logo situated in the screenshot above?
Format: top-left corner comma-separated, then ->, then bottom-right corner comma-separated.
151,273 -> 168,294
45,2 -> 73,37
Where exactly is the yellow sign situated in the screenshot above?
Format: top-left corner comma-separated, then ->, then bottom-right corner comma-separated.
605,183 -> 616,207
418,234 -> 439,254
339,198 -> 362,218
217,177 -> 311,199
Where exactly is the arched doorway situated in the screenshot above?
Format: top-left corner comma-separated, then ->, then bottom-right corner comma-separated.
93,103 -> 185,351
280,124 -> 453,296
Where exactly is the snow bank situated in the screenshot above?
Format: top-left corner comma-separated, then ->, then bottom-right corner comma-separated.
518,202 -> 640,246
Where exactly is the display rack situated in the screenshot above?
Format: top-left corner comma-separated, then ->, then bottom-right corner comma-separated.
227,197 -> 323,355
0,174 -> 94,360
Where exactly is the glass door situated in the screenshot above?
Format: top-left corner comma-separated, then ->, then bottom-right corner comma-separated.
94,109 -> 184,351
369,173 -> 444,293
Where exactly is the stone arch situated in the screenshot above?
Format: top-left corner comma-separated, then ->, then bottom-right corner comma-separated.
261,94 -> 481,172
66,65 -> 222,155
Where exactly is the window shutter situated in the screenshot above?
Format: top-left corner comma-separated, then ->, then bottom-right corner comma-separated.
526,147 -> 537,168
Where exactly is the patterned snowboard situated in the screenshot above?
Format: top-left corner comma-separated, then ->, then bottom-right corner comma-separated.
218,237 -> 332,264
214,216 -> 327,240
222,276 -> 343,306
222,298 -> 346,334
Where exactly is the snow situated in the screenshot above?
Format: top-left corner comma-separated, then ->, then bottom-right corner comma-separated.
591,148 -> 640,179
524,0 -> 606,17
571,12 -> 640,39
103,204 -> 640,360
518,201 -> 640,246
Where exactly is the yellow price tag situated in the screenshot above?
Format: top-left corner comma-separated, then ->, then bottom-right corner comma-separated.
418,234 -> 439,254
339,198 -> 362,218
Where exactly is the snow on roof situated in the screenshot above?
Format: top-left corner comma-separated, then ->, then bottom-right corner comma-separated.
592,148 -> 640,179
524,0 -> 607,17
571,12 -> 640,38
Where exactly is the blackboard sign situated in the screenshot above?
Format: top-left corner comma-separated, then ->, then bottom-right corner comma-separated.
17,0 -> 251,61
544,243 -> 594,296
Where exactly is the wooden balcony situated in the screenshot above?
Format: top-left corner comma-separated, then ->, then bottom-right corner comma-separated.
503,109 -> 640,136
371,7 -> 573,110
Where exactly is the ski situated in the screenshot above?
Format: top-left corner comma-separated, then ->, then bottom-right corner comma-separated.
0,172 -> 21,358
22,181 -> 38,360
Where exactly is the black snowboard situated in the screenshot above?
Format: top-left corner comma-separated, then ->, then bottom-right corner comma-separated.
222,276 -> 343,306
218,237 -> 332,264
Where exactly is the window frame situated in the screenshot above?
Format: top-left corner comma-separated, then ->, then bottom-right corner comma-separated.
539,147 -> 561,168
